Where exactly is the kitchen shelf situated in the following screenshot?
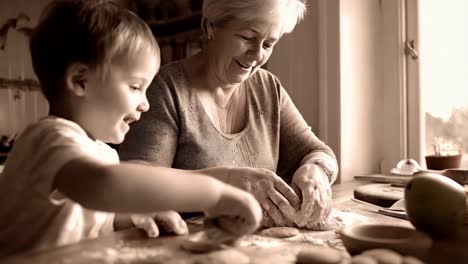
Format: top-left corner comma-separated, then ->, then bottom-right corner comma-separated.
0,77 -> 40,90
129,0 -> 203,65
148,11 -> 202,38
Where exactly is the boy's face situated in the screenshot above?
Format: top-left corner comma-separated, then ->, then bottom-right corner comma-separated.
79,49 -> 159,143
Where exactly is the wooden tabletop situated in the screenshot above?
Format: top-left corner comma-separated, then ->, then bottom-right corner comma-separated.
2,180 -> 467,264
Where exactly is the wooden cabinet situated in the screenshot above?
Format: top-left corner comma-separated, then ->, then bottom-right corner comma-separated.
128,0 -> 204,65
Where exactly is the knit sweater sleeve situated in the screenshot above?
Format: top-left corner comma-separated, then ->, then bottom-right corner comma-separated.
119,64 -> 180,167
275,78 -> 338,184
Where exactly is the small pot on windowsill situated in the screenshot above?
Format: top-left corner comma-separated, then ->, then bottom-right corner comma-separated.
425,154 -> 463,170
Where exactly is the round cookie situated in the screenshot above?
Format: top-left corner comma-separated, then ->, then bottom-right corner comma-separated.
259,227 -> 300,238
361,249 -> 403,264
296,245 -> 345,264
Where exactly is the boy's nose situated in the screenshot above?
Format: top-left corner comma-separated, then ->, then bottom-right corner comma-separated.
137,97 -> 150,112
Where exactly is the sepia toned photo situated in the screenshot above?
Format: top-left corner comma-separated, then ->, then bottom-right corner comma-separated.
0,0 -> 467,263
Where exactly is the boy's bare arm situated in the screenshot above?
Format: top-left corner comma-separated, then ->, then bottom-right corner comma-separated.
55,158 -> 262,237
54,158 -> 223,213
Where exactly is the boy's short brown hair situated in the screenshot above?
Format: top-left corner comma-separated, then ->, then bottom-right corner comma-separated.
30,0 -> 159,102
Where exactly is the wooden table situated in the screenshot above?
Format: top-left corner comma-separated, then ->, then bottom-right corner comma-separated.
2,180 -> 467,264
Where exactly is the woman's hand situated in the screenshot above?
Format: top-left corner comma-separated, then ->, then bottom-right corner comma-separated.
291,163 -> 332,227
130,211 -> 188,237
225,167 -> 301,226
204,183 -> 262,236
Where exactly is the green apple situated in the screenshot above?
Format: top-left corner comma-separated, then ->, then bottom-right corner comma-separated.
405,172 -> 466,239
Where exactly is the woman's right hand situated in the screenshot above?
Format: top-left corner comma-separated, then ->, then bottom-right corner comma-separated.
205,183 -> 262,236
225,167 -> 301,226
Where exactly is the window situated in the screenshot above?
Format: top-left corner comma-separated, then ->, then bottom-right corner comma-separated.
407,0 -> 468,168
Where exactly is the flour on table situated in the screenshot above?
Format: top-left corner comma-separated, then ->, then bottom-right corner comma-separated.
260,208 -> 365,231
307,209 -> 368,231
165,248 -> 250,264
79,245 -> 176,263
193,248 -> 250,264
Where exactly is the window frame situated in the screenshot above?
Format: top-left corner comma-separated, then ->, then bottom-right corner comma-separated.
380,0 -> 412,173
316,0 -> 413,179
405,0 -> 424,165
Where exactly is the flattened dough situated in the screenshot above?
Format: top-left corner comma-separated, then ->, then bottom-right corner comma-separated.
296,245 -> 345,264
259,227 -> 299,238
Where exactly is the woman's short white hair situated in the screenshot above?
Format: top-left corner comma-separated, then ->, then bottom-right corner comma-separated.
201,0 -> 307,36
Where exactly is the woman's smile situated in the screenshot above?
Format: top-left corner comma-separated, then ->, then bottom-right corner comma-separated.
235,59 -> 253,70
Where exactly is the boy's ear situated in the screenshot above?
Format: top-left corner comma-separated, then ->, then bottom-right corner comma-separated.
65,63 -> 89,96
206,21 -> 215,40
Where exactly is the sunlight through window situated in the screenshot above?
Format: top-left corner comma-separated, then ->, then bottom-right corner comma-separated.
420,0 -> 468,167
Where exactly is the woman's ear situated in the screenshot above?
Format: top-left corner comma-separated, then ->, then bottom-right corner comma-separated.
65,63 -> 89,96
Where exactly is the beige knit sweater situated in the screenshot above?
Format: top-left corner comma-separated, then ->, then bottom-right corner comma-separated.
119,61 -> 337,184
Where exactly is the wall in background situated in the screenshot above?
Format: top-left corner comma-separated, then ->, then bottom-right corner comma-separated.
269,0 -> 386,181
339,0 -> 384,180
0,0 -> 129,138
268,0 -> 320,133
0,0 -> 51,138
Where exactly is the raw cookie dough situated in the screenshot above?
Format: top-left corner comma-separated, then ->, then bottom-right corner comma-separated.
359,249 -> 402,264
350,249 -> 425,264
180,240 -> 226,254
261,209 -> 353,231
296,245 -> 346,264
259,227 -> 300,238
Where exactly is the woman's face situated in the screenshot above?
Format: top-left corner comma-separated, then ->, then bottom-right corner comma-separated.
207,11 -> 283,86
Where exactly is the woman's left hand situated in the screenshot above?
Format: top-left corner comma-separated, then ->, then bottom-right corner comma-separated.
291,163 -> 332,227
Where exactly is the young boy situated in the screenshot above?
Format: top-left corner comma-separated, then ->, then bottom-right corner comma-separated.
0,0 -> 261,257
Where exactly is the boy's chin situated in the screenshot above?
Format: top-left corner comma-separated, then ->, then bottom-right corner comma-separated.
103,134 -> 125,145
108,138 -> 124,145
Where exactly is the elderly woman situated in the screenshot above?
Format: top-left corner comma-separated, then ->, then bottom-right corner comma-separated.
120,0 -> 338,228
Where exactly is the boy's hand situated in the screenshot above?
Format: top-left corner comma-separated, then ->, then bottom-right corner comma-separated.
131,211 -> 188,237
205,184 -> 262,237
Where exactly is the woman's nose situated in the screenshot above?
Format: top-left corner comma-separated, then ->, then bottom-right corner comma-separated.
248,43 -> 262,61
